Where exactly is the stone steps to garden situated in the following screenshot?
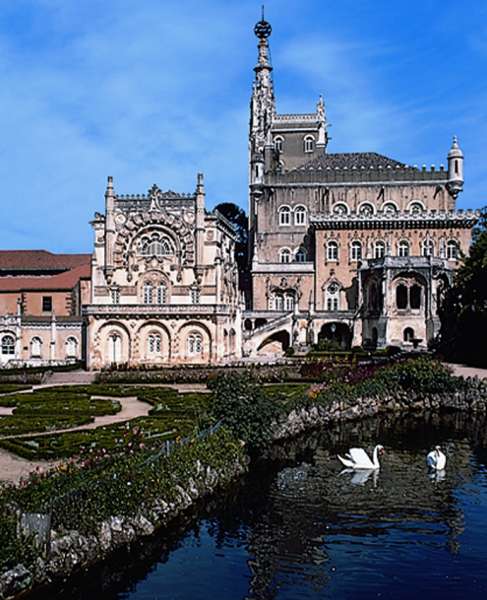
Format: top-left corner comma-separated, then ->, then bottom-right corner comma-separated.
42,370 -> 97,386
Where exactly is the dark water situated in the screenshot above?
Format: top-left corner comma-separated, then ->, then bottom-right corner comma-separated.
38,412 -> 487,599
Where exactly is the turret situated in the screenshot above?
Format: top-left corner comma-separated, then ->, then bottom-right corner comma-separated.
194,172 -> 205,282
104,175 -> 115,282
447,136 -> 464,199
316,95 -> 329,152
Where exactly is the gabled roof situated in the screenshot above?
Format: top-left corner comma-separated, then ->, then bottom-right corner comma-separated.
0,250 -> 91,272
0,264 -> 91,292
293,152 -> 408,171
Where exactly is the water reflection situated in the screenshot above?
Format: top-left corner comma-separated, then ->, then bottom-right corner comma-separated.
31,411 -> 487,600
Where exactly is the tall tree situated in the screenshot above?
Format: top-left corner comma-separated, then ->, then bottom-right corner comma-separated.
438,209 -> 487,366
214,202 -> 249,290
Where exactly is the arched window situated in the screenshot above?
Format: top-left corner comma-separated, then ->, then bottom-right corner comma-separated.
187,332 -> 203,355
421,239 -> 434,257
143,284 -> 153,305
30,337 -> 42,358
447,240 -> 459,260
272,293 -> 284,311
1,335 -> 15,355
279,248 -> 292,263
111,288 -> 120,304
278,206 -> 291,226
325,283 -> 340,311
65,337 -> 78,358
350,240 -> 362,261
409,201 -> 425,214
398,240 -> 410,257
382,202 -> 398,215
294,205 -> 307,226
327,241 -> 339,261
410,285 -> 422,309
284,293 -> 295,311
304,135 -> 315,153
396,284 -> 408,309
295,247 -> 307,262
140,232 -> 174,257
108,333 -> 122,364
157,284 -> 167,304
374,241 -> 386,259
403,327 -> 415,342
274,136 -> 284,153
359,203 -> 375,216
333,203 -> 349,216
148,333 -> 161,354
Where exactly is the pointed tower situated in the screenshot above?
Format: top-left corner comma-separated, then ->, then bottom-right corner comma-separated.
249,10 -> 275,262
446,135 -> 464,199
249,9 -> 275,181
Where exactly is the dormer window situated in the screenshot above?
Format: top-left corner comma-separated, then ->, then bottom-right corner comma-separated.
304,135 -> 315,153
409,201 -> 425,214
359,203 -> 375,217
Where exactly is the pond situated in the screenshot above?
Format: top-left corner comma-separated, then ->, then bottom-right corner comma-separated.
35,412 -> 487,599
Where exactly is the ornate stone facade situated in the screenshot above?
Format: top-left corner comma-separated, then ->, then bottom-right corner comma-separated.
85,173 -> 242,369
245,16 -> 478,355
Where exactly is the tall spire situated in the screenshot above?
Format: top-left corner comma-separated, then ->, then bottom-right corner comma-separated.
250,8 -> 275,153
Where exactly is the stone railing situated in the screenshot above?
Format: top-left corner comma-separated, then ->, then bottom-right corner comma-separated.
83,304 -> 231,317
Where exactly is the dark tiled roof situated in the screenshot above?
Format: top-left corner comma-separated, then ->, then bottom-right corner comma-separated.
293,152 -> 409,171
0,264 -> 91,292
0,251 -> 91,272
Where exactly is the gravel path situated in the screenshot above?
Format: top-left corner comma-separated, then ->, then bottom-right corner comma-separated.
444,363 -> 487,380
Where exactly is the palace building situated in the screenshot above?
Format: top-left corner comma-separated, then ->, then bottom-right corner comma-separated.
0,16 -> 479,368
244,15 -> 477,356
84,174 -> 241,369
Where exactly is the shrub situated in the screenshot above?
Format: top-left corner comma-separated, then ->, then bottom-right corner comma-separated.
209,373 -> 280,451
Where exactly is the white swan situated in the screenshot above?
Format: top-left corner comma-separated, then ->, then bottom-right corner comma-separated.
426,446 -> 447,471
337,445 -> 384,470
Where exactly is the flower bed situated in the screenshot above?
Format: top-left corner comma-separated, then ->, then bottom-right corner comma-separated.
0,384 -> 32,394
0,387 -> 211,460
0,389 -> 122,441
0,427 -> 246,576
0,415 -> 93,437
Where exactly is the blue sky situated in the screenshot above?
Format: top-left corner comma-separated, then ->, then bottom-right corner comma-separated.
0,0 -> 486,252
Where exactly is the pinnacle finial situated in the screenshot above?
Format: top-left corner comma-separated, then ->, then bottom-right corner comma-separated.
106,175 -> 114,196
254,6 -> 272,39
196,172 -> 205,193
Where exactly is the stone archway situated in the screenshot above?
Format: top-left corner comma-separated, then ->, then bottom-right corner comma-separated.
318,322 -> 352,350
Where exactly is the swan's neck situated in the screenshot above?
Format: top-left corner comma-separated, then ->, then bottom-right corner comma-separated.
373,446 -> 381,468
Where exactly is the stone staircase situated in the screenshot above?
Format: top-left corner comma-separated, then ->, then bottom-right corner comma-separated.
243,312 -> 294,356
41,370 -> 97,386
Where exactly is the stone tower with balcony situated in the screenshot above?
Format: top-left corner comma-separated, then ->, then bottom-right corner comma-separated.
245,15 -> 477,356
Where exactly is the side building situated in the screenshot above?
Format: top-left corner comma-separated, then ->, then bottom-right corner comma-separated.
245,16 -> 478,355
0,251 -> 90,366
84,174 -> 242,369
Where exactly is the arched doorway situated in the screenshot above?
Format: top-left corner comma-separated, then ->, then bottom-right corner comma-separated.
318,322 -> 352,350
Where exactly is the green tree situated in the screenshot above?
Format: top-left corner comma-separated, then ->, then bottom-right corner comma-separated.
209,372 -> 279,452
214,202 -> 249,289
438,209 -> 487,366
